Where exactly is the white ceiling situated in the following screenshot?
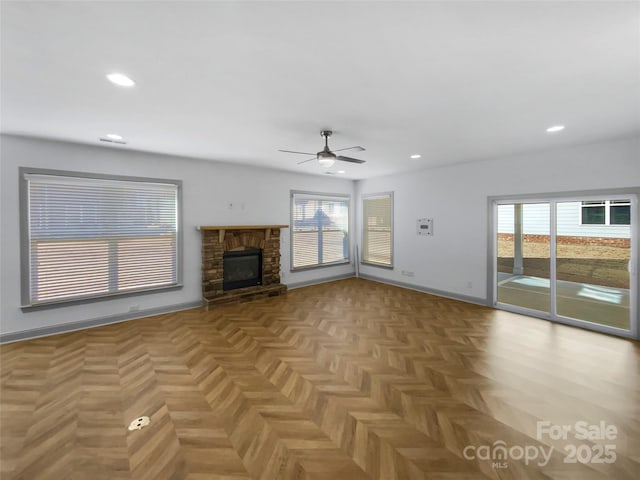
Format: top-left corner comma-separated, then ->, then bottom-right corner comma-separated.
1,1 -> 639,179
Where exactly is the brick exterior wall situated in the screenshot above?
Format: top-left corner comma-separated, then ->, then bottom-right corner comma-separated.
497,233 -> 630,248
201,227 -> 283,301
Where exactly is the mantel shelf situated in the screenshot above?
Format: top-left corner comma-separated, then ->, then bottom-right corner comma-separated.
199,225 -> 288,243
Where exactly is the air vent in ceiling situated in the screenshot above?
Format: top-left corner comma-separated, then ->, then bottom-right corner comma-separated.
99,137 -> 127,145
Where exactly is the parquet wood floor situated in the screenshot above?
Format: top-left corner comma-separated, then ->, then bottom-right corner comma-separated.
1,278 -> 639,479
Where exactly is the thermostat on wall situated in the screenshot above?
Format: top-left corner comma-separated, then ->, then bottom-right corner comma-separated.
417,218 -> 433,236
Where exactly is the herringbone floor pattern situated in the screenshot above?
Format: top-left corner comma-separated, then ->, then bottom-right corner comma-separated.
1,278 -> 639,479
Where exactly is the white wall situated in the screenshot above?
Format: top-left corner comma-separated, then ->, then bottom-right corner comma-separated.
0,135 -> 355,337
356,136 -> 640,301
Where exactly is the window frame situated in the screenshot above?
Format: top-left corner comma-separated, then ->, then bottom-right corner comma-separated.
580,200 -> 631,226
361,191 -> 394,269
289,190 -> 351,271
19,167 -> 183,310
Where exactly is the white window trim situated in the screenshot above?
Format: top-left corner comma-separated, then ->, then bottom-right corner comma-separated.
19,167 -> 183,310
361,191 -> 394,269
290,190 -> 351,271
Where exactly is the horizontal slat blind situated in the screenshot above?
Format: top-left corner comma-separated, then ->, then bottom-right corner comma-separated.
363,193 -> 393,266
26,174 -> 178,305
291,193 -> 349,269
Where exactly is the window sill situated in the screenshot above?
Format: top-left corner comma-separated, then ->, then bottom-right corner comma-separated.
579,223 -> 629,227
361,261 -> 394,270
21,284 -> 183,312
291,260 -> 350,272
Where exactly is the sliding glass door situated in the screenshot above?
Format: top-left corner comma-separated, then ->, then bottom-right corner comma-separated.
496,202 -> 551,313
555,199 -> 631,330
493,194 -> 637,337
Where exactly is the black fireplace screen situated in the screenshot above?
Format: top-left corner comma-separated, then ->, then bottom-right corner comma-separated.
223,249 -> 262,291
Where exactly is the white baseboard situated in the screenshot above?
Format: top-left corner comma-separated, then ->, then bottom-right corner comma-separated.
358,273 -> 489,306
2,277 -> 488,343
286,273 -> 355,290
0,300 -> 203,344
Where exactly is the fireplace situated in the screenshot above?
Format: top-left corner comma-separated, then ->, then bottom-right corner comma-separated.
223,249 -> 262,291
200,225 -> 287,307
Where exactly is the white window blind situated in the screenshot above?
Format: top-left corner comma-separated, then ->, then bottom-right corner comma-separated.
23,173 -> 179,306
363,193 -> 393,267
291,192 -> 349,269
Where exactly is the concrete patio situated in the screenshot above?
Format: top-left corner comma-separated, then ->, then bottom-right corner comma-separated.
497,272 -> 630,330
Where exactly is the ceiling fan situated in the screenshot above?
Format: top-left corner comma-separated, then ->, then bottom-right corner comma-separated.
279,130 -> 366,167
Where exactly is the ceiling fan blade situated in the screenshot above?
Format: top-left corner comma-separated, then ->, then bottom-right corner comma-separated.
336,155 -> 366,164
279,149 -> 317,155
297,156 -> 317,165
332,146 -> 365,153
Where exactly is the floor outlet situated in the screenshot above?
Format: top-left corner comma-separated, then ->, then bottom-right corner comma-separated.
128,416 -> 150,431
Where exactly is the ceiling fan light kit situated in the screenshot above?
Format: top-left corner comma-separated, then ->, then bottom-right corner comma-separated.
318,151 -> 336,168
279,130 -> 366,168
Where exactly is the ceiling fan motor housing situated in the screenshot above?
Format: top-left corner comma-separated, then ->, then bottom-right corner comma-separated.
318,130 -> 336,166
318,150 -> 336,159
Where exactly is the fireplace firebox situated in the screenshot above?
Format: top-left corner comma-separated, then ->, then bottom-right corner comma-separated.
223,249 -> 262,291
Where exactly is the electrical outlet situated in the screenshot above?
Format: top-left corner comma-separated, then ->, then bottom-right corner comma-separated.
466,281 -> 473,289
401,270 -> 415,277
129,305 -> 140,312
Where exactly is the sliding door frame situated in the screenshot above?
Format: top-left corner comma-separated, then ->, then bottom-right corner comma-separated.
487,188 -> 639,340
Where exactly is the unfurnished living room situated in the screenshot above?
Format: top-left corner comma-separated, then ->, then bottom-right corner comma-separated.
0,1 -> 639,479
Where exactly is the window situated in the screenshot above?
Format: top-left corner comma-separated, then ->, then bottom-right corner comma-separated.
291,191 -> 349,270
20,169 -> 181,307
581,200 -> 630,225
362,192 -> 393,267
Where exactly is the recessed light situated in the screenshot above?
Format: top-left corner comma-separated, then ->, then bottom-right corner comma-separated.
106,73 -> 135,87
106,133 -> 123,140
546,125 -> 565,133
410,154 -> 421,159
338,170 -> 346,174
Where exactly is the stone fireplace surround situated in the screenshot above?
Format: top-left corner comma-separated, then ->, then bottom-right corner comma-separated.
200,225 -> 288,308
